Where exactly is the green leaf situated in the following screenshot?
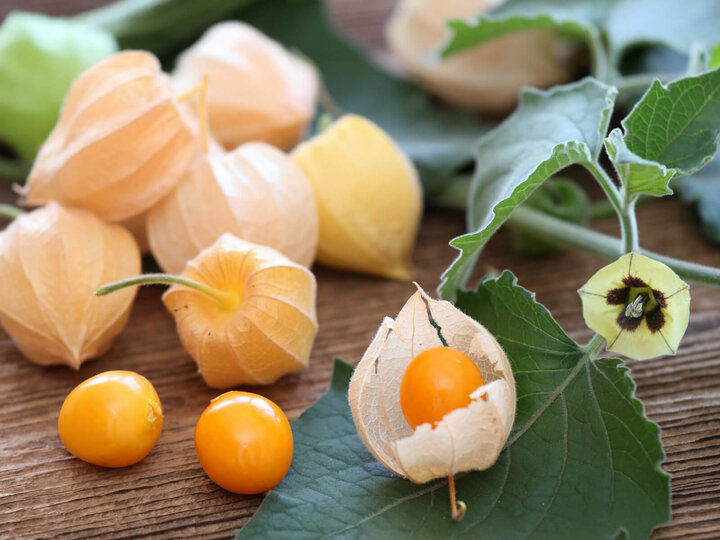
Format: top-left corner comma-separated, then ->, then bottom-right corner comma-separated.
79,0 -> 259,61
238,0 -> 490,194
604,128 -> 674,197
606,0 -> 720,66
442,1 -> 610,80
675,154 -> 720,243
606,67 -> 720,198
0,11 -> 117,162
438,78 -> 616,301
238,273 -> 669,539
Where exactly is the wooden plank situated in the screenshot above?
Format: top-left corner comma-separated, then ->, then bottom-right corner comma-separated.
1,1 -> 720,538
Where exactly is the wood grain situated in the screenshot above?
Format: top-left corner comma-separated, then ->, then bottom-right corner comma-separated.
2,1 -> 720,538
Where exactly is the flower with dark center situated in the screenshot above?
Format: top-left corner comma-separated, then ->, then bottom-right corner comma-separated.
578,253 -> 690,360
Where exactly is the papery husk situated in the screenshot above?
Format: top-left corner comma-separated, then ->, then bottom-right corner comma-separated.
386,0 -> 572,112
120,211 -> 150,255
0,202 -> 140,368
172,21 -> 318,151
23,51 -> 198,222
147,141 -> 318,275
291,114 -> 422,280
348,286 -> 515,483
162,233 -> 318,388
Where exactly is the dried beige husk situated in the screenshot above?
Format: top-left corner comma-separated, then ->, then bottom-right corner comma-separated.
172,21 -> 318,151
386,0 -> 571,112
291,114 -> 422,280
162,233 -> 318,388
147,141 -> 318,275
348,286 -> 516,483
23,51 -> 198,222
0,202 -> 140,368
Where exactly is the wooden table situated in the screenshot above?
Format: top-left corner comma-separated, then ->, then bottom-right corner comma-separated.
2,1 -> 720,538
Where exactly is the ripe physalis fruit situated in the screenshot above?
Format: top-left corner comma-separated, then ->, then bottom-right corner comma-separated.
58,371 -> 163,468
400,346 -> 485,429
0,202 -> 140,369
578,252 -> 691,360
194,391 -> 293,494
22,50 -> 198,222
349,285 -> 515,519
96,233 -> 318,388
172,21 -> 318,151
147,141 -> 318,275
291,114 -> 422,280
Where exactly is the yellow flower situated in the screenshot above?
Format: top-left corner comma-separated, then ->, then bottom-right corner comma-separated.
578,253 -> 690,360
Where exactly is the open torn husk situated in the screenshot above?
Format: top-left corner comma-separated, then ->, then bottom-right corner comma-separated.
162,233 -> 318,388
0,203 -> 140,368
147,141 -> 318,275
348,286 -> 515,483
23,51 -> 198,222
172,21 -> 318,151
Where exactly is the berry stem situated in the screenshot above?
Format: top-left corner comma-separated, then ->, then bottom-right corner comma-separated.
95,273 -> 234,307
448,475 -> 466,521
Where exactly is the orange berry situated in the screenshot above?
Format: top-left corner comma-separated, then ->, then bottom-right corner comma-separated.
194,391 -> 293,494
400,346 -> 485,429
58,370 -> 163,467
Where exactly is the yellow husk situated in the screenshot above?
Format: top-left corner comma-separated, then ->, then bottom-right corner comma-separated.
291,114 -> 422,280
162,233 -> 318,388
172,21 -> 318,151
23,51 -> 198,222
386,0 -> 571,112
348,285 -> 516,483
0,203 -> 141,368
147,142 -> 318,275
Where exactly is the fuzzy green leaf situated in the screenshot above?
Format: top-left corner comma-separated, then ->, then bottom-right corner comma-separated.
237,273 -> 669,539
238,0 -> 490,194
438,78 -> 616,301
0,12 -> 117,162
620,67 -> 720,175
676,154 -> 720,243
604,128 -> 675,197
442,1 -> 609,79
79,0 -> 259,60
606,0 -> 720,65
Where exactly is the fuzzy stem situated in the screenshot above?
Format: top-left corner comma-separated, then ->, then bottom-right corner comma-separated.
0,203 -> 24,220
96,273 -> 234,306
507,206 -> 720,287
582,161 -> 640,253
448,476 -> 466,521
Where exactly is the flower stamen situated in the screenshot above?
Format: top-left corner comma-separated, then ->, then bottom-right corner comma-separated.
625,294 -> 646,318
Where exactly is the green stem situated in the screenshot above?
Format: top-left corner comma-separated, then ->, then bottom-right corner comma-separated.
96,273 -> 234,306
621,194 -> 640,253
507,206 -> 720,287
583,161 -> 640,254
614,73 -> 676,98
0,203 -> 24,220
588,33 -> 610,83
590,196 -> 651,220
434,176 -> 473,209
